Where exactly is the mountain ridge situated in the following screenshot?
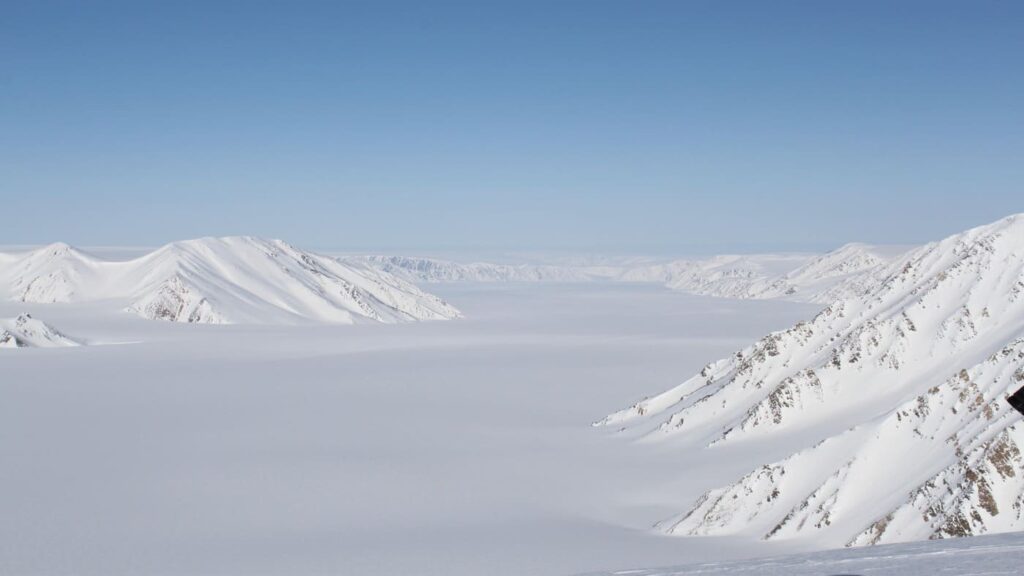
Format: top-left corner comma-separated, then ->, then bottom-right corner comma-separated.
597,213 -> 1024,547
0,237 -> 462,325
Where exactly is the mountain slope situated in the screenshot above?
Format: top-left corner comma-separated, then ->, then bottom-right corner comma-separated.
0,313 -> 81,348
747,243 -> 908,303
618,254 -> 805,297
0,237 -> 461,325
597,214 -> 1024,547
3,242 -> 100,303
626,244 -> 906,303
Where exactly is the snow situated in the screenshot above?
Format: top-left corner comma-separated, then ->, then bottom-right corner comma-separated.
0,313 -> 80,348
579,530 -> 1024,575
0,237 -> 461,324
598,214 -> 1024,546
0,282 -> 819,576
345,245 -> 911,304
4,214 -> 1024,575
342,254 -> 616,283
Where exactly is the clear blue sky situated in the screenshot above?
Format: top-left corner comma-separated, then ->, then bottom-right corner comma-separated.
2,0 -> 1022,253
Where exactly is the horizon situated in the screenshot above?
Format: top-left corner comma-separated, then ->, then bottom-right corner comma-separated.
0,210 -> 1018,262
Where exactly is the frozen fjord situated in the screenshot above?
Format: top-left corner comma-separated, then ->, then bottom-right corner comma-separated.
0,282 -> 819,576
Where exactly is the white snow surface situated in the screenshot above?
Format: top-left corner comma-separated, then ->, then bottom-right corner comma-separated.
5,216 -> 1024,575
579,530 -> 1024,575
598,214 -> 1024,547
0,282 -> 821,576
0,237 -> 461,325
0,313 -> 80,348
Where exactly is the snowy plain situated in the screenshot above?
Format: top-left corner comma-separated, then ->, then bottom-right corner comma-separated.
580,530 -> 1024,576
1,279 -> 822,575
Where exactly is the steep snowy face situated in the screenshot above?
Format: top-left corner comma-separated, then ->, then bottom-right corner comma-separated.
598,214 -> 1024,546
123,237 -> 463,324
0,314 -> 80,348
0,237 -> 461,325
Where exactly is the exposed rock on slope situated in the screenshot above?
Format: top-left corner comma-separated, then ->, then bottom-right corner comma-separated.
0,314 -> 81,348
5,242 -> 97,303
597,214 -> 1024,547
125,274 -> 224,324
0,237 -> 461,325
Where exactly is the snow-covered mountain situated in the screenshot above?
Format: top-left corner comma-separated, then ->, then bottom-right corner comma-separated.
746,243 -> 909,303
4,242 -> 98,303
348,249 -> 908,305
0,313 -> 81,348
597,214 -> 1024,547
0,237 -> 461,325
342,255 -> 614,283
620,254 -> 811,298
617,245 -> 908,303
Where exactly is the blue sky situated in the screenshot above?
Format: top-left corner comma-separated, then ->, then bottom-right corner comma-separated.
2,0 -> 1022,253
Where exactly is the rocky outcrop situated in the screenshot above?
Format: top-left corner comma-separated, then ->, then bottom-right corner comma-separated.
0,313 -> 81,348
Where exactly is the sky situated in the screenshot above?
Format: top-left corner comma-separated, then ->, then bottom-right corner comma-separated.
2,0 -> 1022,254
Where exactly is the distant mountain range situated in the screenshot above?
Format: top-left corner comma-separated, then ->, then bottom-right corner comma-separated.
596,214 -> 1024,547
342,254 -> 613,283
344,243 -> 912,304
1,236 -> 916,327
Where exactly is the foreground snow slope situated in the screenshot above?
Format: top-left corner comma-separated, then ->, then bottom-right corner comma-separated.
0,313 -> 80,348
598,214 -> 1024,547
580,530 -> 1024,576
0,237 -> 460,324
